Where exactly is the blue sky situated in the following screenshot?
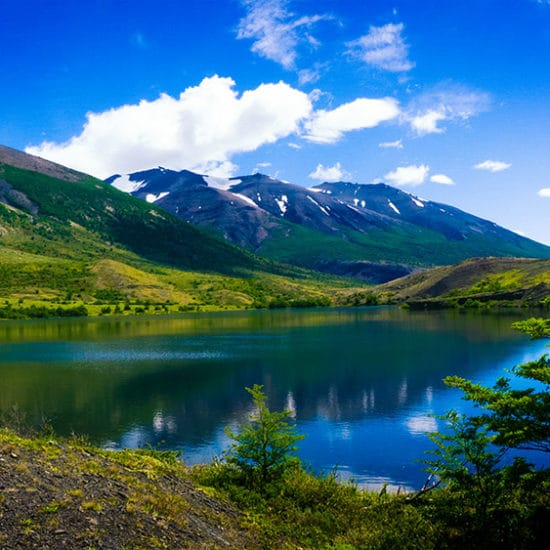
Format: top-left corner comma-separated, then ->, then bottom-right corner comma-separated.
1,0 -> 549,244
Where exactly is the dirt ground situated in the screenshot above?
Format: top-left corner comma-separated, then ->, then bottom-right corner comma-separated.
0,430 -> 258,549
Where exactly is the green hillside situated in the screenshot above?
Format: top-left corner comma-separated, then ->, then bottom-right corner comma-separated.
366,257 -> 550,309
256,211 -> 550,271
0,157 -> 357,317
0,163 -> 258,273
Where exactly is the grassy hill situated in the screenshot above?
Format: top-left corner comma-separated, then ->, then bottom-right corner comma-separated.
0,148 -> 358,317
369,257 -> 550,309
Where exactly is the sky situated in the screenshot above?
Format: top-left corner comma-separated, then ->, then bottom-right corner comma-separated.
1,0 -> 549,245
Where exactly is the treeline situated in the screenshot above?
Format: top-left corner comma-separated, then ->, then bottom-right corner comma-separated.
0,303 -> 88,319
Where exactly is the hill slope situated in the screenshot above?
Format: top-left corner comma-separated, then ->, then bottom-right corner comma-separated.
0,149 -> 259,275
0,146 -> 354,314
372,257 -> 550,308
107,168 -> 550,282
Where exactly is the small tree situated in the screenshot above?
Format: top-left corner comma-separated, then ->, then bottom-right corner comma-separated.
225,384 -> 304,489
425,318 -> 549,480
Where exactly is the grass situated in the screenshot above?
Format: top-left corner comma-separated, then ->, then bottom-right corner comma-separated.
0,257 -> 359,319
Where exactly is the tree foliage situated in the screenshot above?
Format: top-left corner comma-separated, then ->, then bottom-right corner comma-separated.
444,355 -> 550,453
443,318 -> 549,454
421,318 -> 550,547
512,317 -> 550,339
224,384 -> 304,489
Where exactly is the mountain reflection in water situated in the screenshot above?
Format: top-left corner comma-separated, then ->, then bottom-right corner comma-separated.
0,307 -> 547,490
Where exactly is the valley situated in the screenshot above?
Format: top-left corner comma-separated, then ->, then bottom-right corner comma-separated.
1,145 -> 549,319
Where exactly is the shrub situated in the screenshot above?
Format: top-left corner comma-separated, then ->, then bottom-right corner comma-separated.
224,384 -> 304,490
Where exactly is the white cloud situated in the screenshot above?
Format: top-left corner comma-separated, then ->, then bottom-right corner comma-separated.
430,173 -> 455,185
304,97 -> 400,143
410,110 -> 447,135
237,0 -> 330,69
406,84 -> 490,135
384,164 -> 429,186
26,76 -> 312,178
346,23 -> 414,72
537,188 -> 550,198
298,63 -> 326,85
308,162 -> 350,182
378,139 -> 403,149
474,160 -> 512,172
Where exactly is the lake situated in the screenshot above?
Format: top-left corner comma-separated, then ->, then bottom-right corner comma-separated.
0,307 -> 547,491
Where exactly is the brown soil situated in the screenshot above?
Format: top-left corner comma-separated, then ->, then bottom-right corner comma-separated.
0,431 -> 259,549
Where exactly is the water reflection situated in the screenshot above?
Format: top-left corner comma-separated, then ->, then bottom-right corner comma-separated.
0,307 -> 547,489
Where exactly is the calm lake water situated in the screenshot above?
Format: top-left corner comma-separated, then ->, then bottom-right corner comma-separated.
0,307 -> 547,490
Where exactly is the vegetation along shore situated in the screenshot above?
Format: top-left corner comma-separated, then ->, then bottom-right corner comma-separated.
1,318 -> 548,549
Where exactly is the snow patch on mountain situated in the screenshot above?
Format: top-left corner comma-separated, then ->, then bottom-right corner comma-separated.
388,200 -> 400,215
111,174 -> 146,193
233,193 -> 259,208
275,195 -> 288,215
204,175 -> 240,190
411,197 -> 425,208
307,195 -> 330,216
346,204 -> 362,214
146,192 -> 170,203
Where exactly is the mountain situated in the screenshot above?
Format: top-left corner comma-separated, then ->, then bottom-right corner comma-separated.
107,168 -> 550,282
0,147 -> 259,275
0,146 -> 351,314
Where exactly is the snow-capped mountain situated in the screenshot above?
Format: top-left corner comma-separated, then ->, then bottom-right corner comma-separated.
106,169 -> 550,282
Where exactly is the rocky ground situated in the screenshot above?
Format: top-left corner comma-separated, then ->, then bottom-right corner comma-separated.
0,429 -> 258,549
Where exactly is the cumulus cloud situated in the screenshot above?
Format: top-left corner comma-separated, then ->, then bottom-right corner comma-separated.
537,188 -> 550,198
346,23 -> 414,72
430,173 -> 454,185
308,162 -> 350,182
474,160 -> 512,172
406,84 -> 490,135
237,0 -> 330,69
379,139 -> 403,149
384,164 -> 429,186
26,76 -> 312,178
304,97 -> 400,143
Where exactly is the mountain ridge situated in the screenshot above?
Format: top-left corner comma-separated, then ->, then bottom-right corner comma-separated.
1,146 -> 359,317
107,167 -> 550,282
